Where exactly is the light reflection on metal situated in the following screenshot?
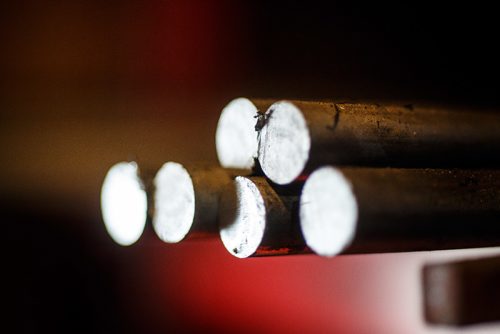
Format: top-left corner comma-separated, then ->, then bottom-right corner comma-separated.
219,176 -> 266,258
300,166 -> 358,257
258,101 -> 311,185
100,161 -> 148,246
153,162 -> 195,243
216,98 -> 273,170
219,176 -> 307,258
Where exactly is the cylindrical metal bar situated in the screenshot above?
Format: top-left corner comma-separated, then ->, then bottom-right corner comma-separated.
152,162 -> 245,243
218,176 -> 307,258
215,97 -> 275,170
258,100 -> 500,184
100,161 -> 149,246
299,166 -> 500,256
423,255 -> 500,325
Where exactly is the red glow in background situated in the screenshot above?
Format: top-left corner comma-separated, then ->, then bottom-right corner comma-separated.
2,1 -> 500,333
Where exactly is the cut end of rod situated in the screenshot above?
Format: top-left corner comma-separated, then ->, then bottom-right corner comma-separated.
219,176 -> 266,258
216,98 -> 259,170
258,101 -> 310,185
300,166 -> 358,256
153,162 -> 195,243
100,161 -> 148,246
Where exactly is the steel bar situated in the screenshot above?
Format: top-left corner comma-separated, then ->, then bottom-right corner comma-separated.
152,162 -> 246,243
423,255 -> 500,325
100,161 -> 149,246
258,100 -> 500,184
215,97 -> 274,170
218,176 -> 307,258
299,166 -> 500,257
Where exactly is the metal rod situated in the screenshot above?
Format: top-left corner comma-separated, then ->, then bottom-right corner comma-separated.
100,161 -> 149,246
423,255 -> 500,325
258,100 -> 500,184
218,176 -> 307,258
299,166 -> 500,256
152,162 -> 245,243
216,97 -> 274,170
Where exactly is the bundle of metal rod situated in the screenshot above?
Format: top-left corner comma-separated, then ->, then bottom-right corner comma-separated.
423,255 -> 500,325
299,166 -> 500,257
218,176 -> 307,258
215,97 -> 275,170
257,100 -> 500,184
100,161 -> 150,246
152,162 -> 246,243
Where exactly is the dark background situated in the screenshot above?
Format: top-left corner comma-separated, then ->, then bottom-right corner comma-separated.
2,1 -> 500,333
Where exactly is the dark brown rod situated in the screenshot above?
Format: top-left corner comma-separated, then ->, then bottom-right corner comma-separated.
423,255 -> 500,325
215,97 -> 275,170
299,166 -> 500,256
258,100 -> 500,184
218,176 -> 307,258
